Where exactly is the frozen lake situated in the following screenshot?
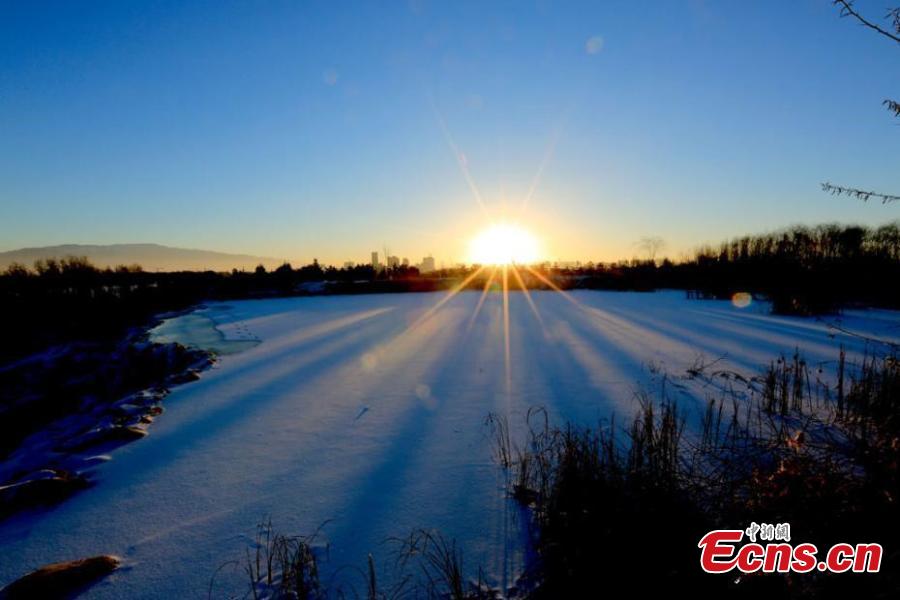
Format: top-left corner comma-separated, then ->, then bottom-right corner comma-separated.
2,290 -> 899,597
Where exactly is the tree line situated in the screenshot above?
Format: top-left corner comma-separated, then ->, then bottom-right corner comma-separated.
549,223 -> 900,314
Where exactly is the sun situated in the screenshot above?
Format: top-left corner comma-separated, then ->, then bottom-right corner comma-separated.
468,223 -> 540,265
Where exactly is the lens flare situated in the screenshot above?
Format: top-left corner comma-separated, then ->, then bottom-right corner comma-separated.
732,292 -> 752,308
468,223 -> 540,265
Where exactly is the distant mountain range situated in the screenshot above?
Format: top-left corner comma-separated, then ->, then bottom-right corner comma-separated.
0,244 -> 287,272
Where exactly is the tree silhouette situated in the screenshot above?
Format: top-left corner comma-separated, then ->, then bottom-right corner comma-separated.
637,236 -> 666,262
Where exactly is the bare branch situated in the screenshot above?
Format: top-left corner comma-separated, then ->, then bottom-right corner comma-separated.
822,182 -> 900,204
833,0 -> 900,43
885,98 -> 900,117
889,7 -> 900,35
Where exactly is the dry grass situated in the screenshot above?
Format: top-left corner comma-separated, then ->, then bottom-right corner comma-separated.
218,522 -> 498,600
491,349 -> 900,598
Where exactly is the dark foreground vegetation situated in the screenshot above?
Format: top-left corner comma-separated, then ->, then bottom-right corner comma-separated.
488,349 -> 900,599
209,522 -> 498,600
0,333 -> 212,520
0,335 -> 209,458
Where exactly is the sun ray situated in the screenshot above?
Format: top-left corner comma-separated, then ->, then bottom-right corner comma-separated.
408,265 -> 485,332
466,266 -> 497,335
525,265 -> 582,307
429,96 -> 490,219
502,264 -> 511,394
510,264 -> 547,333
521,125 -> 562,212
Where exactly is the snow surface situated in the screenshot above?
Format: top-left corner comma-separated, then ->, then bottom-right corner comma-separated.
1,290 -> 899,597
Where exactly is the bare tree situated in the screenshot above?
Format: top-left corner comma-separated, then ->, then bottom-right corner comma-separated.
637,236 -> 666,262
825,1 -> 899,204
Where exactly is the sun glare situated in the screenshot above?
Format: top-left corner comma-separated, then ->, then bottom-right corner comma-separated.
469,223 -> 540,265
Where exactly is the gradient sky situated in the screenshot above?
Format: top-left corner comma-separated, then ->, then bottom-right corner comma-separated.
1,0 -> 898,266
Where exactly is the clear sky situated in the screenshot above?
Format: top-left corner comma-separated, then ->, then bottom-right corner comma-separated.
1,0 -> 898,266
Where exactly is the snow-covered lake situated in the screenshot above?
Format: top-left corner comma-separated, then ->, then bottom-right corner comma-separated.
2,290 -> 899,597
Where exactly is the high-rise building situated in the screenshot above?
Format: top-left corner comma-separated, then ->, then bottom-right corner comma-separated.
387,255 -> 400,269
420,255 -> 436,273
371,251 -> 380,269
401,257 -> 409,267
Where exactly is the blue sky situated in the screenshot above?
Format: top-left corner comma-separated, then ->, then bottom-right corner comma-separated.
1,0 -> 898,265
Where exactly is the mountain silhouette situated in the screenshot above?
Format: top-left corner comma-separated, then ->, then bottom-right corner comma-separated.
0,243 -> 286,272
